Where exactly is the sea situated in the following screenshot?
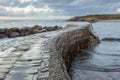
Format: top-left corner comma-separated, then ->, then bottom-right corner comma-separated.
0,19 -> 88,28
71,22 -> 120,80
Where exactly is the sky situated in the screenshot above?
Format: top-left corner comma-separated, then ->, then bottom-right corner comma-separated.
0,0 -> 120,20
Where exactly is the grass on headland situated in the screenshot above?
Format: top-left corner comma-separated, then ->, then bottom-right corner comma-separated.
67,14 -> 120,22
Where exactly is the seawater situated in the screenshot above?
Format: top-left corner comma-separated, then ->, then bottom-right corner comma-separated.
0,20 -> 88,28
71,22 -> 120,80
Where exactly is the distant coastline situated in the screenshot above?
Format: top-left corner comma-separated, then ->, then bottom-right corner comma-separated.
67,14 -> 120,22
99,20 -> 120,22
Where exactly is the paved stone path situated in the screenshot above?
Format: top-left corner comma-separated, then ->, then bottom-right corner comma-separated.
0,33 -> 51,80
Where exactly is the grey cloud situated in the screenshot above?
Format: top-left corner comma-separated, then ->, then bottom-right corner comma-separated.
0,0 -> 120,17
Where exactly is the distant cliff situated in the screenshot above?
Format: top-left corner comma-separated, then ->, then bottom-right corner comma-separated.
67,14 -> 120,22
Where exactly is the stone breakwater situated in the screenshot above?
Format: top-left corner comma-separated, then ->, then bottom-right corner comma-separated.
0,24 -> 99,80
49,25 -> 99,80
0,25 -> 62,39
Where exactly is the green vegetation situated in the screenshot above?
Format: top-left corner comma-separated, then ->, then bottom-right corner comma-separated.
67,14 -> 120,22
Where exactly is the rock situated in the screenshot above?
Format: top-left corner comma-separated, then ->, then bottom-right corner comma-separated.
4,28 -> 12,36
43,26 -> 47,29
31,25 -> 43,34
39,29 -> 47,33
54,26 -> 58,29
32,25 -> 42,30
0,29 -> 5,33
20,31 -> 31,36
39,26 -> 62,32
65,24 -> 78,28
10,28 -> 19,32
31,29 -> 46,34
0,25 -> 62,39
21,27 -> 32,31
0,34 -> 8,38
10,32 -> 20,38
53,26 -> 62,30
58,27 -> 62,29
31,30 -> 41,34
46,27 -> 54,31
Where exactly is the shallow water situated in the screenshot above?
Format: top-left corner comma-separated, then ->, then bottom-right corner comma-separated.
71,22 -> 120,80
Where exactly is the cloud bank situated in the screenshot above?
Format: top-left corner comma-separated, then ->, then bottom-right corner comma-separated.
0,0 -> 120,19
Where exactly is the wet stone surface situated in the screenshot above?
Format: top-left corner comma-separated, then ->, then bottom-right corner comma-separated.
0,33 -> 51,80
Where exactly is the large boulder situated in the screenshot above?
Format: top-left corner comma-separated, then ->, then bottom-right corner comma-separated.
32,25 -> 42,30
54,26 -> 60,30
46,27 -> 55,31
31,25 -> 43,34
10,32 -> 20,38
10,28 -> 19,32
0,34 -> 8,38
4,28 -> 13,36
21,27 -> 32,31
0,29 -> 5,34
20,31 -> 31,36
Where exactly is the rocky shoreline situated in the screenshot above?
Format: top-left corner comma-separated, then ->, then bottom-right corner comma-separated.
0,25 -> 62,39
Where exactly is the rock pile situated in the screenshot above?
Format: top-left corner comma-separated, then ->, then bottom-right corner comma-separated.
0,25 -> 62,39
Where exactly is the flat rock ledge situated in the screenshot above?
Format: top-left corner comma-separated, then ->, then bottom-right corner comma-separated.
0,24 -> 99,80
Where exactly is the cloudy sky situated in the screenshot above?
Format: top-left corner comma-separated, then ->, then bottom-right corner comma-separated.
0,0 -> 120,20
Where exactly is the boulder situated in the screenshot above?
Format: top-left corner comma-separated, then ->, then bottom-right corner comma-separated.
39,29 -> 47,33
20,31 -> 31,36
46,27 -> 54,31
54,26 -> 60,30
58,27 -> 62,29
0,29 -> 5,34
54,26 -> 58,28
32,25 -> 42,30
0,34 -> 8,38
21,27 -> 32,31
31,29 -> 41,34
10,28 -> 19,32
4,28 -> 13,36
0,25 -> 62,39
10,32 -> 20,38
